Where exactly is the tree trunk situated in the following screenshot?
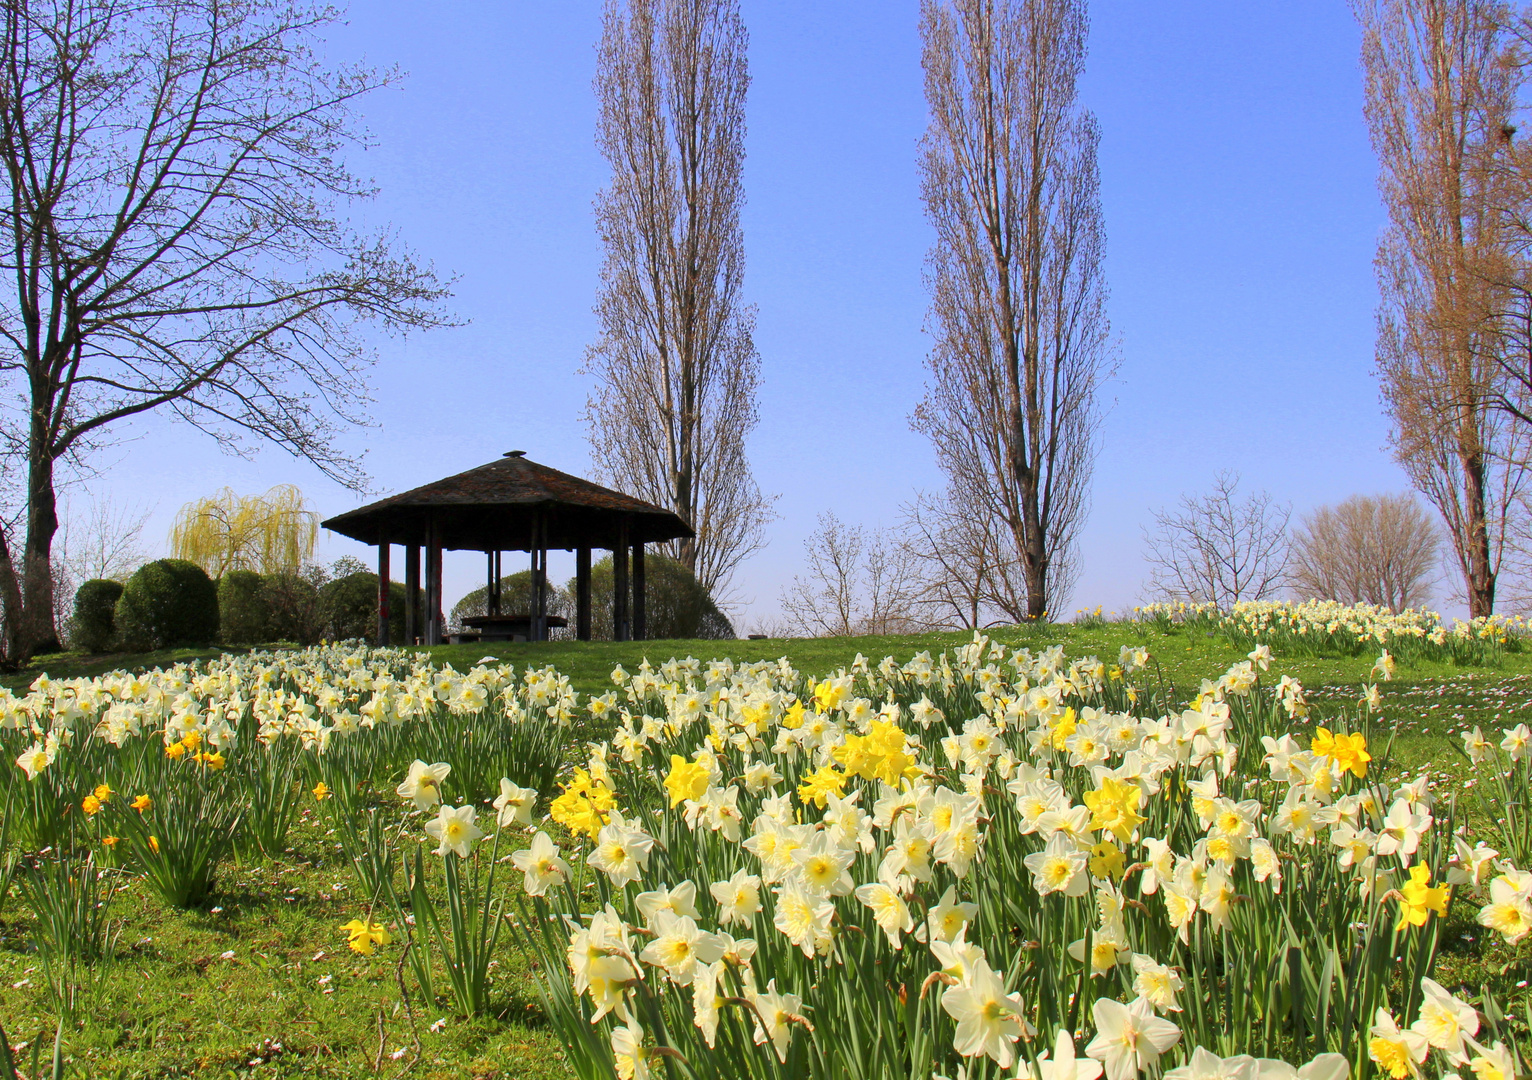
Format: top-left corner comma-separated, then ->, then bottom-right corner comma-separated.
1462,448 -> 1496,616
12,443 -> 61,661
1019,496 -> 1048,619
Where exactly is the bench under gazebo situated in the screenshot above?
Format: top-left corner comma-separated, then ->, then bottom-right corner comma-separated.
320,452 -> 695,646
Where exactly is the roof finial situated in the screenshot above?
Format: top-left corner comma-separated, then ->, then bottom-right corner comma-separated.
504,450 -> 526,458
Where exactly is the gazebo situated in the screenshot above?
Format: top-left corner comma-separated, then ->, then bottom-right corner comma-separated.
320,452 -> 695,645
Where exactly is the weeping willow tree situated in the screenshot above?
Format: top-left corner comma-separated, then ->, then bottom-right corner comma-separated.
170,486 -> 319,578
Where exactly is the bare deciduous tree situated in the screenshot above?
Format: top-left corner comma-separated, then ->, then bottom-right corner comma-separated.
0,0 -> 450,668
585,0 -> 772,598
1357,0 -> 1531,616
779,512 -> 922,638
1289,493 -> 1441,610
1142,472 -> 1291,608
60,494 -> 151,585
902,486 -> 1017,628
913,0 -> 1112,623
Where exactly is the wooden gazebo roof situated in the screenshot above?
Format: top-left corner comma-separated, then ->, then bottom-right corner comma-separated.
320,452 -> 694,552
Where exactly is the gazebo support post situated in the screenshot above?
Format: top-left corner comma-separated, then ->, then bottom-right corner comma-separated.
537,515 -> 549,641
486,551 -> 497,617
576,546 -> 591,641
377,541 -> 391,647
426,517 -> 443,646
405,545 -> 419,645
535,546 -> 546,641
632,542 -> 645,641
528,512 -> 542,642
613,520 -> 630,642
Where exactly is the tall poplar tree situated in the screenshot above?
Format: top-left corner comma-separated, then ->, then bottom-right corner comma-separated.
1356,0 -> 1531,616
585,0 -> 770,596
914,0 -> 1113,621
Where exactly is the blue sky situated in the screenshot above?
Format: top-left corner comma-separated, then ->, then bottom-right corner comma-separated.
91,2 -> 1417,625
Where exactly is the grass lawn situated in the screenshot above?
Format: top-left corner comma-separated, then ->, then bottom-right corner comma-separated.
1,623 -> 1528,1077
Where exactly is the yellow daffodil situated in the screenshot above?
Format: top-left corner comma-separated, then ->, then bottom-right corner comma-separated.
131,794 -> 152,813
313,781 -> 332,801
1082,776 -> 1145,844
550,768 -> 618,839
664,755 -> 710,808
796,764 -> 847,809
1089,840 -> 1126,880
1396,863 -> 1449,930
340,917 -> 391,955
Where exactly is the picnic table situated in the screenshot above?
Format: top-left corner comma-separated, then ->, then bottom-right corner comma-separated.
460,614 -> 569,642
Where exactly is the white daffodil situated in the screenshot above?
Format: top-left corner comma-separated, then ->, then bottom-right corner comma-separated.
610,1019 -> 648,1080
745,979 -> 803,1062
1295,1054 -> 1349,1080
635,880 -> 700,924
940,956 -> 1032,1069
1463,1037 -> 1516,1080
493,778 -> 537,828
1367,1007 -> 1427,1080
1035,1028 -> 1104,1080
1162,1046 -> 1259,1080
691,961 -> 723,1048
511,831 -> 570,896
424,803 -> 484,858
854,880 -> 913,948
566,905 -> 631,994
710,869 -> 762,927
930,930 -> 986,983
638,910 -> 725,986
1447,838 -> 1499,888
791,832 -> 856,896
1478,872 -> 1532,943
1024,832 -> 1090,897
1409,977 -> 1479,1063
1130,953 -> 1184,1014
1085,996 -> 1182,1080
396,759 -> 451,811
926,885 -> 979,944
1375,798 -> 1431,860
589,812 -> 656,888
1462,726 -> 1491,763
772,878 -> 834,958
15,742 -> 51,780
1501,723 -> 1530,761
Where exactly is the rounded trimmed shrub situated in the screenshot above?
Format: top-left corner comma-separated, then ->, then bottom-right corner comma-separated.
218,569 -> 269,645
319,571 -> 406,642
582,554 -> 734,641
260,571 -> 324,645
72,579 -> 124,653
115,559 -> 219,650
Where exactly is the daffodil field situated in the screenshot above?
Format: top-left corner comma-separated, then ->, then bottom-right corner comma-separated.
1,625 -> 1530,1080
1134,601 -> 1527,667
